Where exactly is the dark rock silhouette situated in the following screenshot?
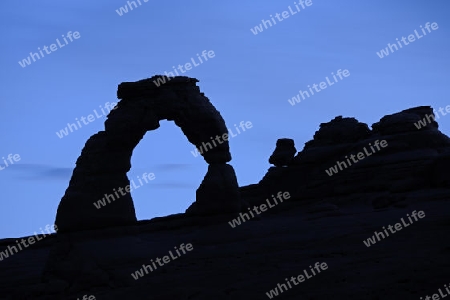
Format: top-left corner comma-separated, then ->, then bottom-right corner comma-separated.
372,105 -> 438,134
306,115 -> 371,147
246,106 -> 450,210
268,138 -> 297,166
2,105 -> 450,299
186,164 -> 241,215
55,76 -> 241,233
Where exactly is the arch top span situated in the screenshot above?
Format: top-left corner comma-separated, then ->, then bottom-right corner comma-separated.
54,76 -> 242,233
112,75 -> 231,164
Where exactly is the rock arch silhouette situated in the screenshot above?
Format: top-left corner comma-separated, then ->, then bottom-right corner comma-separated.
55,76 -> 241,232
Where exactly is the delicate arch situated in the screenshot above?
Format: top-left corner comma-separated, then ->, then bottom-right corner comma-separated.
55,76 -> 241,232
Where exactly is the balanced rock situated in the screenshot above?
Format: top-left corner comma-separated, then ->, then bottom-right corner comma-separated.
268,138 -> 297,167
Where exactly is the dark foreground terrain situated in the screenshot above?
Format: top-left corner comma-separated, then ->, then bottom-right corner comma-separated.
1,195 -> 449,300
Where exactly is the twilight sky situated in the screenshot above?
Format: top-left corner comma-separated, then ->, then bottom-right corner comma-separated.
0,0 -> 449,238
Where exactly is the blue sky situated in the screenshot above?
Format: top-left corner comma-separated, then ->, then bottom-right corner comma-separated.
0,0 -> 449,238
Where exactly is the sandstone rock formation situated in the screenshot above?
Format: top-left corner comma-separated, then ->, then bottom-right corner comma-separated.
242,106 -> 450,209
54,76 -> 241,233
186,164 -> 241,215
268,138 -> 297,166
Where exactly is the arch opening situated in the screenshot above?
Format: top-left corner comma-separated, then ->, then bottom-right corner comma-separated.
129,119 -> 203,220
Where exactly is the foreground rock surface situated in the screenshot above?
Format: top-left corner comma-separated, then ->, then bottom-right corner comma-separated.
1,197 -> 449,299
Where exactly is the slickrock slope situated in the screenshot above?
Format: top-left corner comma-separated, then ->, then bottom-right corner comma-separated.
1,104 -> 450,300
2,200 -> 450,300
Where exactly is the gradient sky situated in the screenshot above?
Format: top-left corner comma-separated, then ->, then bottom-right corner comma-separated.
0,0 -> 449,238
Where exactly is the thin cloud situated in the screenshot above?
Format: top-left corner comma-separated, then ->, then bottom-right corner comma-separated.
7,164 -> 72,181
